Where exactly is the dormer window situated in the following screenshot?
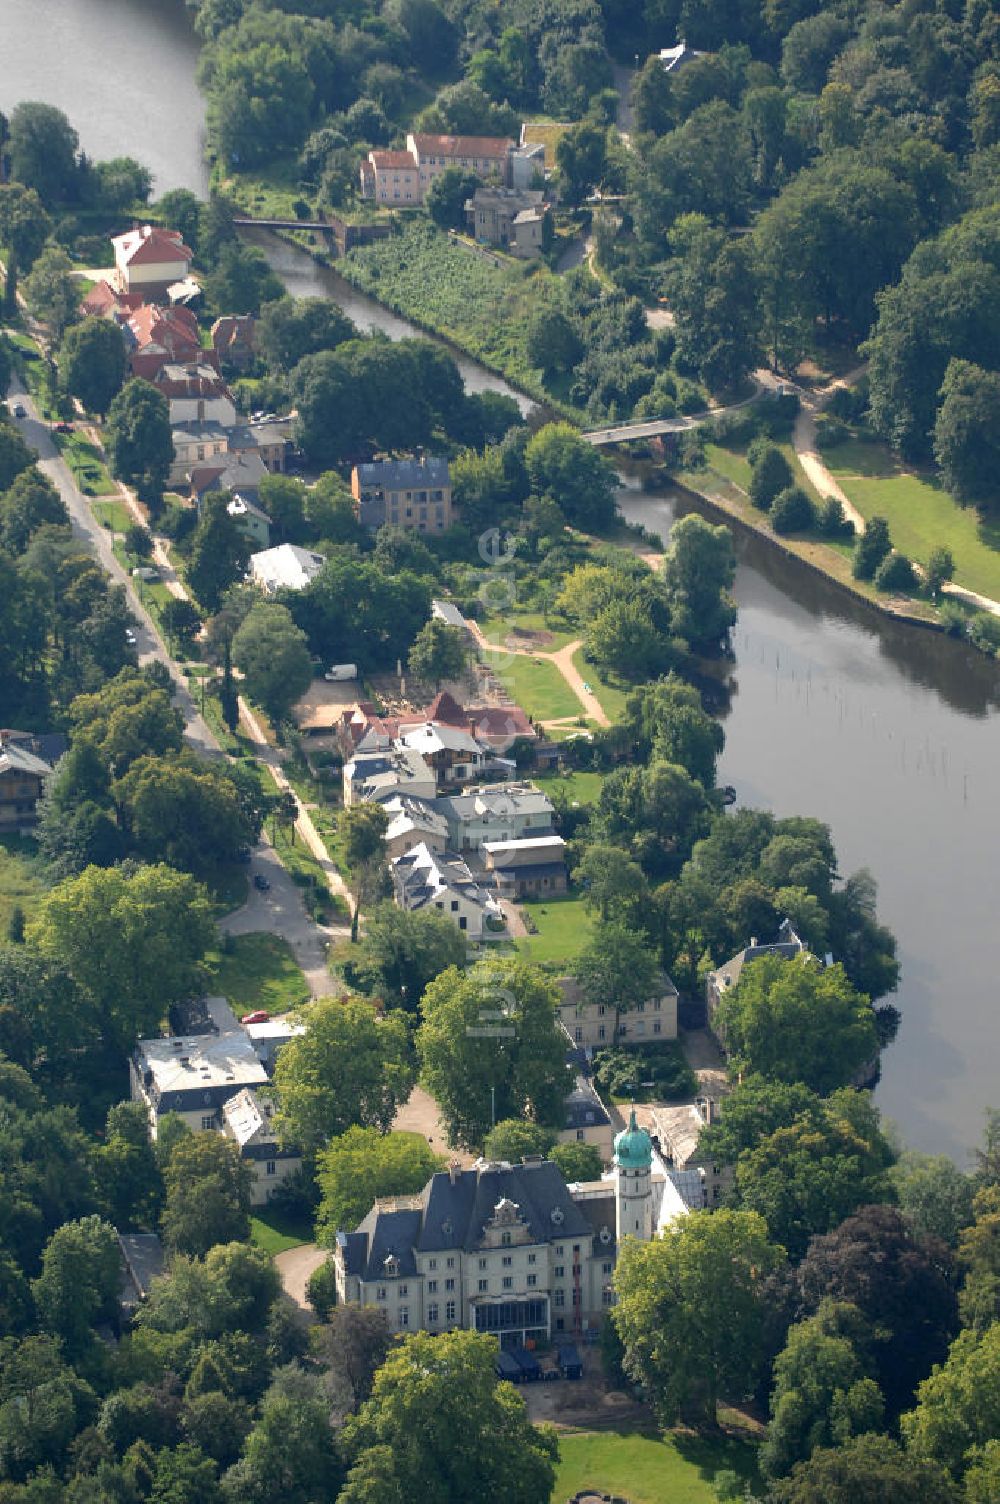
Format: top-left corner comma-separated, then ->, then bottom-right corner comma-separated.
501,1230 -> 511,1247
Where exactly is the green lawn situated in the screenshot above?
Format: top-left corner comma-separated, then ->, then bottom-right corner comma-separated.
58,431 -> 115,496
516,894 -> 594,966
0,836 -> 46,937
94,497 -> 133,531
478,610 -> 577,652
705,439 -> 823,505
554,1429 -> 760,1504
204,932 -> 310,1015
485,649 -> 584,723
250,1206 -> 314,1256
825,437 -> 1000,601
572,648 -> 630,722
533,768 -> 607,805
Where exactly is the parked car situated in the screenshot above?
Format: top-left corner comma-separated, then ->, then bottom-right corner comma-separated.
13,404 -> 26,419
132,566 -> 160,581
54,421 -> 74,434
241,1010 -> 270,1025
253,873 -> 271,892
325,663 -> 358,682
124,627 -> 138,646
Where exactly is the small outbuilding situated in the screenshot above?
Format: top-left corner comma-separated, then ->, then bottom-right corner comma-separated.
558,1342 -> 584,1379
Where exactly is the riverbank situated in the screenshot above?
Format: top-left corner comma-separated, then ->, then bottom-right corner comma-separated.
668,462 -> 946,632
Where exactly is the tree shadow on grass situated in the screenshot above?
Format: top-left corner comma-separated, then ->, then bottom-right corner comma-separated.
673,1429 -> 763,1492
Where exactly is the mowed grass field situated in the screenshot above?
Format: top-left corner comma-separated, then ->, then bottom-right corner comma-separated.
204,932 -> 310,1015
515,894 -> 594,966
825,437 -> 1000,601
487,650 -> 585,722
554,1428 -> 760,1504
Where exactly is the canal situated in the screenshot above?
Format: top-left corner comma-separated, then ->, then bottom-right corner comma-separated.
3,0 -> 999,1160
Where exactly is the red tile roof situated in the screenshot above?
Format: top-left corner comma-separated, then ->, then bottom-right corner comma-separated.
113,225 -> 193,268
82,281 -> 143,317
370,150 -> 418,171
410,133 -> 513,159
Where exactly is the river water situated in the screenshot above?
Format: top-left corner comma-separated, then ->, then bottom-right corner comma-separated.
3,0 -> 999,1161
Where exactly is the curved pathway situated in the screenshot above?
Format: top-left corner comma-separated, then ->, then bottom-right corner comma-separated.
467,621 -> 610,728
784,368 -> 1000,619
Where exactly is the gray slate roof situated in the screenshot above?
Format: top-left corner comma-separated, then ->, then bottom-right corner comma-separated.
355,457 -> 450,490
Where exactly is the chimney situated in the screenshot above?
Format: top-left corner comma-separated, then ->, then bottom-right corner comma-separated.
448,1160 -> 462,1186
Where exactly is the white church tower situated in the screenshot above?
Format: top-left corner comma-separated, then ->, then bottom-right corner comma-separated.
613,1106 -> 654,1243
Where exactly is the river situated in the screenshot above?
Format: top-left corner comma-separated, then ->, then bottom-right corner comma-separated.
3,0 -> 1000,1161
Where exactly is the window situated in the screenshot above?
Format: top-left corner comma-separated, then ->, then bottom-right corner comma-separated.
428,1258 -> 437,1270
446,1257 -> 455,1269
572,1288 -> 582,1306
399,1285 -> 408,1297
399,1307 -> 409,1327
575,1027 -> 583,1043
637,1000 -> 645,1012
501,1231 -> 511,1247
603,1263 -> 613,1275
527,1253 -> 536,1265
451,900 -> 459,912
597,1004 -> 606,1016
502,1255 -> 512,1267
653,997 -> 661,1011
555,1266 -> 565,1279
445,1278 -> 455,1291
459,917 -> 467,931
653,1021 -> 662,1036
598,1025 -> 606,1041
265,1160 -> 276,1176
556,1246 -> 564,1255
576,1129 -> 585,1142
428,1280 -> 438,1294
478,1279 -> 488,1293
527,1274 -> 537,1288
556,1316 -> 565,1331
428,1304 -> 439,1323
554,1290 -> 565,1308
200,1115 -> 215,1130
478,1258 -> 487,1271
502,1277 -> 512,1290
572,1245 -> 580,1254
446,1300 -> 456,1321
603,1289 -> 614,1307
376,1287 -> 386,1301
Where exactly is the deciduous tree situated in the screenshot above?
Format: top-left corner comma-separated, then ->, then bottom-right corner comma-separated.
273,996 -> 414,1154
161,1137 -> 253,1258
417,959 -> 570,1147
613,1208 -> 785,1426
105,379 -> 173,503
59,318 -> 127,418
316,1128 -> 443,1241
231,601 -> 313,723
661,513 -> 736,649
340,901 -> 466,1013
339,1330 -> 557,1504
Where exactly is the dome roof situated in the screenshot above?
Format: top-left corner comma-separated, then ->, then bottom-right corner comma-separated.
614,1108 -> 652,1170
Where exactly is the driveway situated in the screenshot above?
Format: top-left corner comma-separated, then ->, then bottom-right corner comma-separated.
220,840 -> 340,997
275,1242 -> 328,1313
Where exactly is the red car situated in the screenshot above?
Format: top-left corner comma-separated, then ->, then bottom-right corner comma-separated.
241,1010 -> 270,1025
54,421 -> 74,434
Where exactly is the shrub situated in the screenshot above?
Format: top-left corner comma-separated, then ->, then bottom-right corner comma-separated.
770,484 -> 816,534
749,444 -> 793,510
819,496 -> 853,538
828,379 -> 869,422
853,516 -> 892,579
967,610 -> 1000,656
938,601 -> 967,637
593,1042 -> 697,1102
815,416 -> 849,450
306,1259 -> 338,1320
874,551 -> 917,592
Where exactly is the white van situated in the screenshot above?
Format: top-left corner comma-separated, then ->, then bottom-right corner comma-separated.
325,663 -> 358,682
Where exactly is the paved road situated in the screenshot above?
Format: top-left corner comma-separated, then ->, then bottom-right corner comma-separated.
7,378 -> 344,987
8,376 -> 219,754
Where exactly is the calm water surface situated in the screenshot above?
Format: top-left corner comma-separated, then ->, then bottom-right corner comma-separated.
0,0 -> 208,196
5,0 -> 1000,1161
